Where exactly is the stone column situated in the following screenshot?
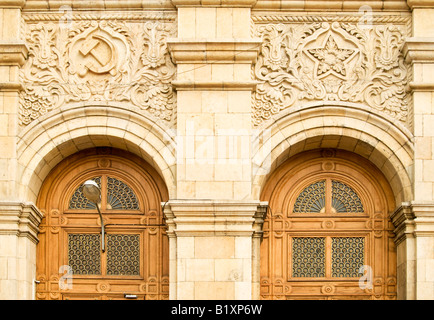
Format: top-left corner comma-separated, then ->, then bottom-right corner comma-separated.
399,0 -> 434,300
0,0 -> 43,300
166,0 -> 267,299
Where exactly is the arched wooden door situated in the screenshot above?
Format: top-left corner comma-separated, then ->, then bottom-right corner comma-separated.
36,148 -> 169,300
260,149 -> 397,300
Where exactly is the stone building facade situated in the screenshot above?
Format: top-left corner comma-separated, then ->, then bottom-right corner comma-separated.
0,0 -> 433,300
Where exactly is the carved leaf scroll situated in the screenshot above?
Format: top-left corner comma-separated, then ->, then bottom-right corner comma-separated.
253,20 -> 410,126
20,18 -> 176,126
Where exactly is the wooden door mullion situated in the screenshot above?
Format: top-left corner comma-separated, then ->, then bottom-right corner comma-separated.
325,236 -> 332,278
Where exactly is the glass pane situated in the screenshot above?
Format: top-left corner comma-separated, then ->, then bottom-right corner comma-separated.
331,237 -> 364,277
331,180 -> 364,213
106,234 -> 140,276
69,177 -> 101,209
293,180 -> 326,213
292,237 -> 326,277
68,234 -> 101,275
107,177 -> 140,210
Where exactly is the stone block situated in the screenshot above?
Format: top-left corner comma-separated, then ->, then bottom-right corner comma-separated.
216,8 -> 233,38
186,259 -> 215,282
194,236 -> 235,259
195,181 -> 233,199
194,281 -> 234,299
196,8 -> 216,39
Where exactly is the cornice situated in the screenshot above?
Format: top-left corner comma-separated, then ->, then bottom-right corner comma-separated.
0,201 -> 44,244
253,0 -> 410,11
23,0 -> 175,10
171,0 -> 258,8
0,0 -> 25,8
163,200 -> 267,237
391,201 -> 434,244
172,80 -> 258,91
0,42 -> 29,66
407,0 -> 434,8
403,37 -> 434,63
167,39 -> 261,64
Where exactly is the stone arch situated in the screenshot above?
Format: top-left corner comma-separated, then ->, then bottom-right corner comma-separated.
252,102 -> 414,207
17,102 -> 177,203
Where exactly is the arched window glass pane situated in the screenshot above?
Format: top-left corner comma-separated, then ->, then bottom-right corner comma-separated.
107,177 -> 140,210
69,177 -> 101,209
293,180 -> 326,213
332,180 -> 364,213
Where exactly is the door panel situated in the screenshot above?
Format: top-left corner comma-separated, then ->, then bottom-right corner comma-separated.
36,148 -> 169,300
260,149 -> 397,300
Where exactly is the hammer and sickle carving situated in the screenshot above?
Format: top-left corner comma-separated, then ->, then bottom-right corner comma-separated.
78,34 -> 118,77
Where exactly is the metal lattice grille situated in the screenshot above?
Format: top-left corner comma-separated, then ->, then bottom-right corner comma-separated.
107,177 -> 140,210
293,180 -> 326,213
69,177 -> 101,209
331,237 -> 364,277
68,234 -> 101,275
292,237 -> 326,277
332,181 -> 364,213
106,234 -> 140,276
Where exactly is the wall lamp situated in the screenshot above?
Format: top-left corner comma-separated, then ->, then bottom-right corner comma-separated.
82,180 -> 105,252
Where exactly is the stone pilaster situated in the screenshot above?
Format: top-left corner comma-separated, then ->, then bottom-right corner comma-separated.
166,0 -> 265,300
0,201 -> 43,299
0,0 -> 42,300
392,202 -> 434,300
401,0 -> 434,300
164,200 -> 267,300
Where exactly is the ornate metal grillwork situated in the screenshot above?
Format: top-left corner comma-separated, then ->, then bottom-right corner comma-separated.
69,177 -> 101,209
293,180 -> 326,213
292,237 -> 326,277
68,234 -> 101,275
331,237 -> 364,277
107,177 -> 140,210
106,234 -> 140,276
332,181 -> 364,213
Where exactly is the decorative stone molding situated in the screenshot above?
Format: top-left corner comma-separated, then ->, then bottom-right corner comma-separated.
19,17 -> 177,126
0,0 -> 25,8
163,200 -> 268,237
171,0 -> 258,8
0,201 -> 43,244
172,80 -> 258,91
407,0 -> 434,8
403,38 -> 434,63
168,40 -> 261,64
23,0 -> 175,10
253,0 -> 410,11
0,42 -> 28,66
22,12 -> 177,22
252,17 -> 411,126
391,201 -> 434,245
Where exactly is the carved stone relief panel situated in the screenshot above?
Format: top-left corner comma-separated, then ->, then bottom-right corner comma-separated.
20,13 -> 177,126
252,15 -> 411,127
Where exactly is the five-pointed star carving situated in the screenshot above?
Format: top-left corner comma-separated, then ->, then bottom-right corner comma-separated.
307,35 -> 355,79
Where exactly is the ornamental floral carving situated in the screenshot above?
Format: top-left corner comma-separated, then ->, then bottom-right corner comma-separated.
253,21 -> 410,126
20,18 -> 176,126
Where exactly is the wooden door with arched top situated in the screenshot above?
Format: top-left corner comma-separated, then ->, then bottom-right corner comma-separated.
260,149 -> 397,300
36,148 -> 169,300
